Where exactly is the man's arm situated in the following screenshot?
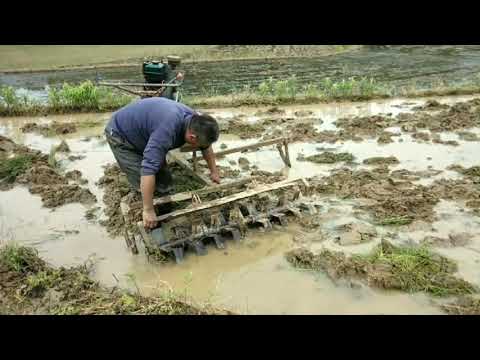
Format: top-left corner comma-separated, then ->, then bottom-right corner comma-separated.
202,146 -> 220,184
141,129 -> 170,229
141,175 -> 157,229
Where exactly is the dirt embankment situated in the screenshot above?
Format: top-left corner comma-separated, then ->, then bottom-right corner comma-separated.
0,135 -> 96,208
0,244 -> 231,315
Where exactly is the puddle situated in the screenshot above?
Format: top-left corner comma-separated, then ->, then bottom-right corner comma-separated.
218,255 -> 443,315
1,94 -> 479,314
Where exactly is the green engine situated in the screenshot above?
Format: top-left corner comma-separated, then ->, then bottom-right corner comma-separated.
142,61 -> 169,84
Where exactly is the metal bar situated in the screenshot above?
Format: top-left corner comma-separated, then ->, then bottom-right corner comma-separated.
154,178 -> 305,222
112,85 -> 142,96
276,144 -> 288,166
192,150 -> 198,172
180,138 -> 289,163
98,82 -> 179,88
284,140 -> 292,167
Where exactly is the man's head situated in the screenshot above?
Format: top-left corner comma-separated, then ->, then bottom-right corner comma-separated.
185,114 -> 219,150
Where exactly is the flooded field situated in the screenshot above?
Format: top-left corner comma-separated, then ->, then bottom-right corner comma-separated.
3,46 -> 480,101
1,94 -> 480,314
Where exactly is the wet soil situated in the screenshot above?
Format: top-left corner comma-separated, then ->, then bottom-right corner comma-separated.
96,163 -> 206,236
421,233 -> 472,248
1,95 -> 480,314
21,121 -> 77,136
313,168 -> 441,224
0,136 -> 95,208
363,156 -> 400,166
441,296 -> 480,315
55,140 -> 70,153
0,244 -> 230,315
298,151 -> 355,164
334,223 -> 377,246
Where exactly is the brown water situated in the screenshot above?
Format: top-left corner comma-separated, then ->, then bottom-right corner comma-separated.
1,94 -> 479,314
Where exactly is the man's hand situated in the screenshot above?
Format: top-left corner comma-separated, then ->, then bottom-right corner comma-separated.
176,72 -> 184,81
210,171 -> 221,184
143,208 -> 158,229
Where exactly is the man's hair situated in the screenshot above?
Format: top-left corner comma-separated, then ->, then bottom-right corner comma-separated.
189,114 -> 219,147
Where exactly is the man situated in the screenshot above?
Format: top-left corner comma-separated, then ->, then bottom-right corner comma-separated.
162,55 -> 183,101
105,97 -> 221,229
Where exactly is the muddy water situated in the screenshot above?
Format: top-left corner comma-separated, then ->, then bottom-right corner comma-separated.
1,94 -> 479,314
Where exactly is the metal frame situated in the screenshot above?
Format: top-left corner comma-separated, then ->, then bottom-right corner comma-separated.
97,81 -> 181,99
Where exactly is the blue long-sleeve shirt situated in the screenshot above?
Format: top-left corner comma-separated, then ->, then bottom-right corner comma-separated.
107,97 -> 196,176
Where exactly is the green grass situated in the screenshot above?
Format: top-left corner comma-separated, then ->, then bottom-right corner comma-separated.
1,81 -> 134,116
0,154 -> 33,183
0,243 -> 45,273
286,240 -> 477,297
358,244 -> 474,297
3,75 -> 480,117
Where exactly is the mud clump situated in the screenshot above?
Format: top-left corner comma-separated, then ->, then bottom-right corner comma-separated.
0,136 -> 95,208
0,135 -> 18,153
396,98 -> 480,133
85,207 -> 100,221
441,296 -> 480,315
170,164 -> 205,193
294,110 -> 314,117
97,164 -> 137,236
430,178 -> 480,215
447,165 -> 480,180
422,233 -> 472,248
255,107 -> 285,116
30,184 -> 96,208
431,134 -> 460,146
65,170 -> 88,185
457,131 -> 480,141
68,155 -> 86,161
238,157 -> 250,171
55,140 -> 70,153
285,240 -> 477,297
390,168 -> 443,181
226,118 -> 266,139
430,178 -> 480,202
363,156 -> 399,166
218,165 -> 241,179
299,152 -> 355,164
17,165 -> 67,186
21,121 -> 77,136
411,131 -> 431,142
0,244 -> 231,315
377,131 -> 395,144
250,170 -> 285,184
334,223 -> 377,246
413,100 -> 449,111
335,115 -> 394,140
313,168 -> 439,224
